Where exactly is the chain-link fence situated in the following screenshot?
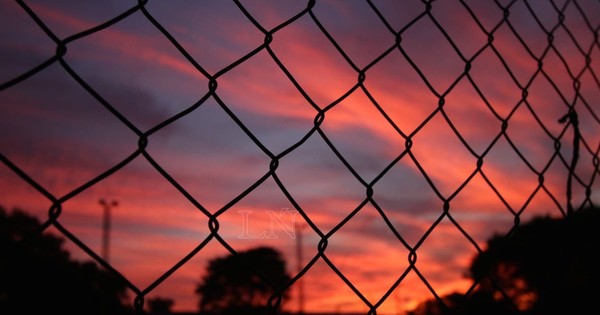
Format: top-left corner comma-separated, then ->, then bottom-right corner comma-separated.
1,0 -> 599,314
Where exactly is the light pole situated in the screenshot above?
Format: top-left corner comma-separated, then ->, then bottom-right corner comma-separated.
296,222 -> 307,314
99,198 -> 118,263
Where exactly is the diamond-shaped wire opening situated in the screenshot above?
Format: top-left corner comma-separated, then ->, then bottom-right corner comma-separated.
409,113 -> 479,198
236,1 -> 307,31
446,175 -> 518,248
386,269 -> 472,314
400,12 -> 466,93
501,0 -> 552,59
552,17 -> 591,73
272,134 -> 365,233
525,72 -> 573,137
146,98 -> 271,212
367,0 -> 425,32
268,13 -> 358,108
320,89 -> 405,181
0,65 -> 137,197
363,48 -> 439,136
295,258 -> 369,313
503,104 -> 558,171
215,49 -> 318,155
468,44 -> 526,119
480,136 -> 542,213
373,157 -> 445,247
326,203 -> 411,303
413,215 -> 481,298
429,1 -> 488,59
0,2 -> 56,83
144,1 -> 264,75
443,77 -> 502,155
214,176 -> 305,246
310,1 -> 395,69
63,14 -> 210,127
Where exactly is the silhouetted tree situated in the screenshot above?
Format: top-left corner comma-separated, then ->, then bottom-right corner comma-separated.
407,291 -> 518,315
408,206 -> 600,315
195,247 -> 291,315
148,296 -> 175,314
0,205 -> 132,315
469,206 -> 600,314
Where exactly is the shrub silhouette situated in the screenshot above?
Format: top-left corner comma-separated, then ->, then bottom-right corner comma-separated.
148,296 -> 175,314
0,205 -> 132,315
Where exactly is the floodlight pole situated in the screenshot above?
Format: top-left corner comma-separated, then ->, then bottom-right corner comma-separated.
99,198 -> 118,263
296,222 -> 307,314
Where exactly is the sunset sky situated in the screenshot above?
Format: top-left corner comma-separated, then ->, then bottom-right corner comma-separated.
1,0 -> 599,313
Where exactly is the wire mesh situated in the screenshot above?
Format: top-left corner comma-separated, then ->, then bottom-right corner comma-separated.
1,0 -> 598,314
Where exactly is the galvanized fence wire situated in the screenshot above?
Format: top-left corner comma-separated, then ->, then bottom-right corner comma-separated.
1,0 -> 599,313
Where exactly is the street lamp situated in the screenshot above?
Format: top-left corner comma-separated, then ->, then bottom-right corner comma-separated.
296,222 -> 307,314
99,198 -> 118,263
